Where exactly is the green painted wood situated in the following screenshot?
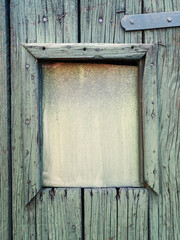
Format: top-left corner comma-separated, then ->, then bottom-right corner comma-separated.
22,48 -> 40,205
84,188 -> 148,240
84,188 -> 117,240
80,0 -> 142,44
143,45 -> 159,193
10,0 -> 79,239
0,1 -> 10,239
36,188 -> 82,240
23,43 -> 152,60
117,189 -> 148,239
144,1 -> 180,239
127,189 -> 148,239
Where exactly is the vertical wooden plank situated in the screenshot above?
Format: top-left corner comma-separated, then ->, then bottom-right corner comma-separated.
117,189 -> 128,239
84,188 -> 117,240
81,1 -> 144,239
128,189 -> 148,240
10,0 -> 79,239
143,1 -> 180,239
36,188 -> 82,240
117,188 -> 148,240
0,0 -> 10,239
143,45 -> 159,193
80,0 -> 142,43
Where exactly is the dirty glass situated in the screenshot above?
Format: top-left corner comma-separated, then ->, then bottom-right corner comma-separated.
42,62 -> 140,187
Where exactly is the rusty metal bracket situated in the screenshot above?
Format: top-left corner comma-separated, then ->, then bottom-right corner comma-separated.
121,11 -> 180,31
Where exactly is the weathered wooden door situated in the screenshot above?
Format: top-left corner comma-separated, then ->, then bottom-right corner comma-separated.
1,0 -> 180,239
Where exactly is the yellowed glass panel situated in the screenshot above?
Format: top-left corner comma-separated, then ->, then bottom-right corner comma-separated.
42,63 -> 140,187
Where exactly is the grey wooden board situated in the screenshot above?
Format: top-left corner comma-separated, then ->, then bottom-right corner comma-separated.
10,0 -> 79,239
84,188 -> 148,240
144,1 -> 180,240
36,188 -> 82,240
0,1 -> 10,239
22,47 -> 41,205
23,43 -> 151,60
142,44 -> 159,193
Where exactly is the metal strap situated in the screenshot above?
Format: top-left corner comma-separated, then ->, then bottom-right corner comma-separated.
121,11 -> 180,31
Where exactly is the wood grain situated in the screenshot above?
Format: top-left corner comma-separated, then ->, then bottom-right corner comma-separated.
84,188 -> 148,240
80,0 -> 142,44
144,1 -> 180,239
36,188 -> 82,240
84,188 -> 117,240
143,45 -> 159,193
23,43 -> 151,60
10,0 -> 79,239
9,0 -> 180,239
80,2 -> 147,239
0,1 -> 10,239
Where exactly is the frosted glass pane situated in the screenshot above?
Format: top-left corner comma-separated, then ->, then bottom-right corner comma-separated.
42,63 -> 140,187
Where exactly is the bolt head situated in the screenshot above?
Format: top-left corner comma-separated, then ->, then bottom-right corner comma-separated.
99,18 -> 103,23
130,19 -> 134,24
167,17 -> 172,22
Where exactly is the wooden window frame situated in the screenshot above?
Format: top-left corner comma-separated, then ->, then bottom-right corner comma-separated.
22,43 -> 159,204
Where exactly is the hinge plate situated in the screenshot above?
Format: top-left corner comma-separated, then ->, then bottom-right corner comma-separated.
121,11 -> 180,31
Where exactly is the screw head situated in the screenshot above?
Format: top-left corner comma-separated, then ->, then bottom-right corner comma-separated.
130,19 -> 134,24
99,18 -> 103,23
167,17 -> 172,22
42,17 -> 48,22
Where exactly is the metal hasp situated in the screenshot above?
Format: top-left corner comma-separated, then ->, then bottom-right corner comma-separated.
121,11 -> 180,31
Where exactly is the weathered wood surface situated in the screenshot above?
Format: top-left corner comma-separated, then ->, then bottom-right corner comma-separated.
144,1 -> 180,239
80,0 -> 142,44
84,188 -> 148,240
10,0 -> 79,239
143,44 -> 159,193
36,188 -> 82,240
84,188 -> 117,240
80,3 -> 146,239
23,43 -> 151,60
22,47 -> 41,205
9,0 -> 180,239
0,1 -> 10,239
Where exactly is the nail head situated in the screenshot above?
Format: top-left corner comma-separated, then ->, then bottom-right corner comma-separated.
43,17 -> 48,22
